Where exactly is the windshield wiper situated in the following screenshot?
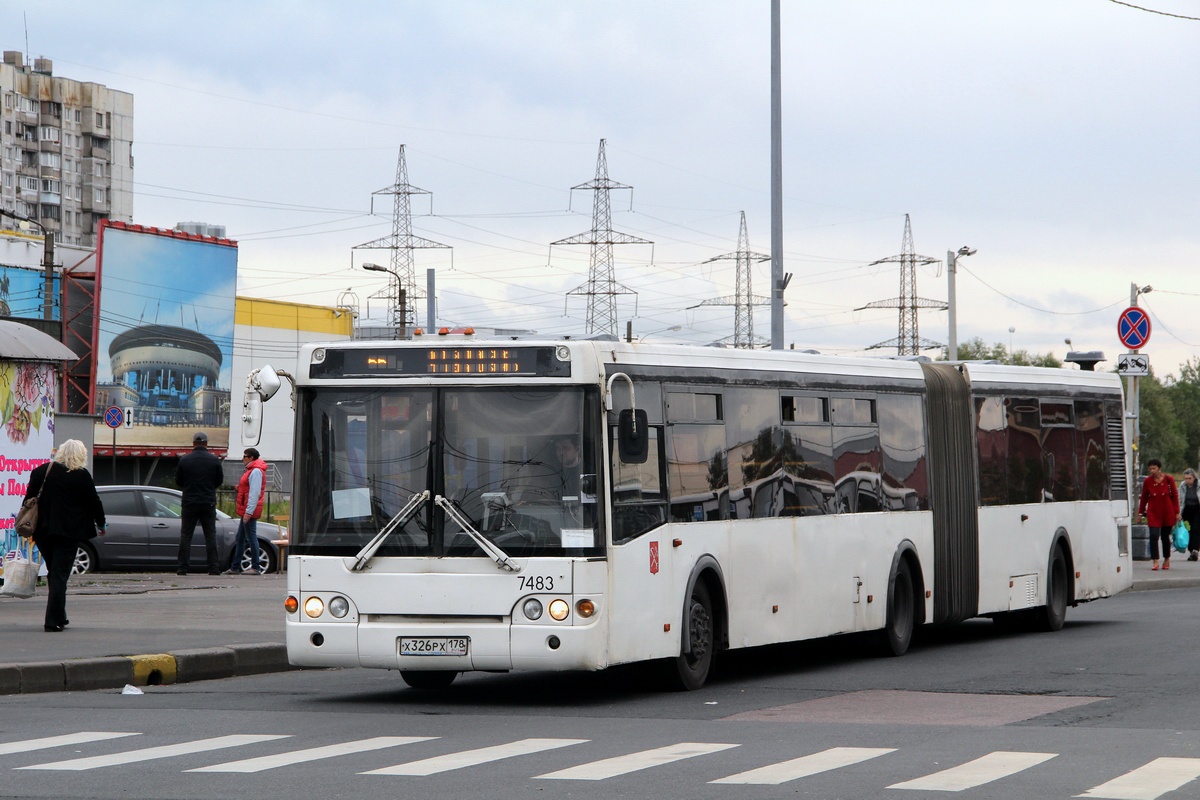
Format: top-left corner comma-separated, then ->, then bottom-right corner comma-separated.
434,494 -> 522,573
352,490 -> 430,571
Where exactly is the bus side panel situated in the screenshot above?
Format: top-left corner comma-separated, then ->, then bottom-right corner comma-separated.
976,501 -> 1131,615
606,514 -> 938,666
607,525 -> 712,666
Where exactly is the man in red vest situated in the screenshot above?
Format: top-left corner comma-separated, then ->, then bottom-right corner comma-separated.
226,447 -> 268,574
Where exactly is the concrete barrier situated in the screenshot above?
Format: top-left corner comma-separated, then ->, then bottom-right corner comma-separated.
64,657 -> 133,692
230,643 -> 291,676
170,646 -> 239,683
17,661 -> 66,693
0,641 -> 292,695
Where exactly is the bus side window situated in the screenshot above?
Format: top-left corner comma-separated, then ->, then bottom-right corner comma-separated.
611,426 -> 666,544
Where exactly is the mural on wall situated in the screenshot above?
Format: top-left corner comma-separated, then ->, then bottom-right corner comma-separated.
0,361 -> 55,576
93,224 -> 237,453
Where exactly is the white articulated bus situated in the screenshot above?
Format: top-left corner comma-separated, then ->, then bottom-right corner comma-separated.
246,336 -> 1132,690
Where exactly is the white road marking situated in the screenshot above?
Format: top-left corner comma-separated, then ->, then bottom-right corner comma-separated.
362,738 -> 587,776
889,751 -> 1058,791
536,742 -> 739,781
187,736 -> 436,773
0,732 -> 140,756
711,746 -> 896,785
17,735 -> 289,771
1078,757 -> 1200,800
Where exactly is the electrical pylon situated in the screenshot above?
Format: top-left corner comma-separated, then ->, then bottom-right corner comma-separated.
692,212 -> 770,348
554,139 -> 653,337
857,214 -> 947,354
352,145 -> 450,336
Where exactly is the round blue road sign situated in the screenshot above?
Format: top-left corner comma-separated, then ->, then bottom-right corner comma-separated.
1117,306 -> 1151,350
104,406 -> 124,429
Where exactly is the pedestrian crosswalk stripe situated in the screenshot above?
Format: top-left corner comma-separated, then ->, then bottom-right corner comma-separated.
888,751 -> 1057,791
16,735 -> 290,771
711,746 -> 896,785
1078,757 -> 1200,800
187,737 -> 437,773
361,738 -> 588,776
0,732 -> 140,757
536,742 -> 739,781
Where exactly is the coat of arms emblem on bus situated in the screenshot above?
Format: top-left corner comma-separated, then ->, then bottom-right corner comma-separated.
649,541 -> 660,574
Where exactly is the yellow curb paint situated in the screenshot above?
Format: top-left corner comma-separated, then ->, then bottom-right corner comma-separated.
126,654 -> 177,685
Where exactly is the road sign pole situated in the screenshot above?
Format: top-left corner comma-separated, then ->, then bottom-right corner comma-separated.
1127,283 -> 1140,491
112,425 -> 116,485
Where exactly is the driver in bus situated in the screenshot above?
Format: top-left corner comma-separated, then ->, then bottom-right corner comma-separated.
554,436 -> 583,500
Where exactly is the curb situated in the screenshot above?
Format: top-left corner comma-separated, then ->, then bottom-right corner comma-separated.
0,642 -> 293,696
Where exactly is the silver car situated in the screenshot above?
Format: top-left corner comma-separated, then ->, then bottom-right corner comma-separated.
70,486 -> 282,574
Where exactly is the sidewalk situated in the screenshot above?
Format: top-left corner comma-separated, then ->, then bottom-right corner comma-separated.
1,571 -> 289,695
2,560 -> 1199,696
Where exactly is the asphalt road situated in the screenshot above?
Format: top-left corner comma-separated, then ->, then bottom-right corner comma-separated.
3,586 -> 1200,800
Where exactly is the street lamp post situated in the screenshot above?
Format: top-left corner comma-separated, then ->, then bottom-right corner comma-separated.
363,263 -> 406,338
1008,326 -> 1015,363
946,246 -> 975,361
0,209 -> 55,321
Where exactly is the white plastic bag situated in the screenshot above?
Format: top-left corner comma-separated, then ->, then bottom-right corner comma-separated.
1,539 -> 38,599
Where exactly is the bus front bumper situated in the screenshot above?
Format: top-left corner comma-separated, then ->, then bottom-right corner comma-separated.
286,618 -> 606,673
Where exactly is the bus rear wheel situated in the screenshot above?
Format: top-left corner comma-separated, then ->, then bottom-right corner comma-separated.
879,559 -> 915,657
664,581 -> 714,691
1037,547 -> 1069,632
400,670 -> 458,690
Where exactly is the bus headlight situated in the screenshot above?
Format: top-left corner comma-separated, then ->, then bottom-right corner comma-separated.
522,599 -> 543,620
304,596 -> 325,618
328,596 -> 350,618
575,599 -> 596,618
548,599 -> 570,621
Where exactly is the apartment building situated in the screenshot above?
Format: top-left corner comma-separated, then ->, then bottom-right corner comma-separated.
0,51 -> 133,247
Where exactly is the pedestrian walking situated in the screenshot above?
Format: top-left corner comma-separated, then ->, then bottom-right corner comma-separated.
1182,468 -> 1200,561
1138,458 -> 1180,571
175,431 -> 225,575
225,447 -> 267,575
22,439 -> 106,632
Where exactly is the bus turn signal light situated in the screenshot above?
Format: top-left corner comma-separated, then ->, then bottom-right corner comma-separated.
575,599 -> 596,618
285,595 -> 298,614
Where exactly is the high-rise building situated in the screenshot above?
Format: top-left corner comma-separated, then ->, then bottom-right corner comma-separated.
0,51 -> 133,247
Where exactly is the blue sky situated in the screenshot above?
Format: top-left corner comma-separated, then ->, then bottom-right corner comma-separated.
10,1 -> 1199,376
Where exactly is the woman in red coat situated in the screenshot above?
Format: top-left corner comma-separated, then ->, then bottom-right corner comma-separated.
1138,458 -> 1180,571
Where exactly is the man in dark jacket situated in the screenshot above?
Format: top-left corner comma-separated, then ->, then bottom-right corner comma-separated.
175,431 -> 224,575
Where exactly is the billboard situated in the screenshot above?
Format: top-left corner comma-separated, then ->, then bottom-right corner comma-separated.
94,223 -> 237,453
0,360 -> 55,575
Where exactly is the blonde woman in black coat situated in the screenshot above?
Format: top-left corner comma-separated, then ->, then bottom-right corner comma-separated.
23,439 -> 106,632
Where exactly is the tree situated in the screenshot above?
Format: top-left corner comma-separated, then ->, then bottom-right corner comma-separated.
1162,357 -> 1200,470
1135,370 -> 1187,471
943,337 -> 1061,367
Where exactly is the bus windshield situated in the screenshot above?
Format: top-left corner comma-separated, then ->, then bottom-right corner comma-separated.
293,385 -> 602,558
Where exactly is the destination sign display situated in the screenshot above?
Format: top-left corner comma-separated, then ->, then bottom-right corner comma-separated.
310,346 -> 571,379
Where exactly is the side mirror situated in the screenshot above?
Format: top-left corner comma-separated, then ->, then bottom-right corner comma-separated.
251,365 -> 283,402
618,409 -> 649,464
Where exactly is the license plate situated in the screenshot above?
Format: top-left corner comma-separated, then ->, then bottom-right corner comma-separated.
399,637 -> 469,656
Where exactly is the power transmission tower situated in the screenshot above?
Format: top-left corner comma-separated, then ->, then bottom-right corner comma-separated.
857,214 -> 947,355
692,211 -> 770,348
554,139 -> 653,337
352,145 -> 450,336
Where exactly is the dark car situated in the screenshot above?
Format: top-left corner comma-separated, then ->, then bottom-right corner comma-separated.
70,486 -> 282,574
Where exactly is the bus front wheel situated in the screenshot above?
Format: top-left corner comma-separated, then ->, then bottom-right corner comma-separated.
879,558 -> 915,657
664,581 -> 715,691
400,670 -> 458,690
